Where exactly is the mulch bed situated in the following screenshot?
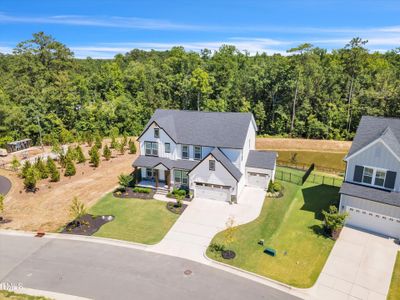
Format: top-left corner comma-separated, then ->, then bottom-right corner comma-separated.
113,187 -> 155,199
166,201 -> 188,215
61,214 -> 114,236
221,250 -> 236,260
166,194 -> 193,202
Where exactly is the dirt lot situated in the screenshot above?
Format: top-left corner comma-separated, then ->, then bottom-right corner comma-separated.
0,140 -> 137,232
256,137 -> 351,153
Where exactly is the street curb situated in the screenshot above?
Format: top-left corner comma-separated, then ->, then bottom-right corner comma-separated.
202,250 -> 310,299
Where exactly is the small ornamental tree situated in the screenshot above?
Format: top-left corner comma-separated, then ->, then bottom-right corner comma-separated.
21,160 -> 32,178
222,216 -> 237,259
64,159 -> 76,177
118,173 -> 133,191
11,156 -> 21,171
75,145 -> 86,163
103,144 -> 111,161
69,197 -> 87,225
89,145 -> 100,167
35,158 -> 49,179
95,134 -> 103,149
129,140 -> 137,154
322,206 -> 348,238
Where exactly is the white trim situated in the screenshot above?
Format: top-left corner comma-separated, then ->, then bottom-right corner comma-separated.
345,138 -> 400,162
360,165 -> 389,189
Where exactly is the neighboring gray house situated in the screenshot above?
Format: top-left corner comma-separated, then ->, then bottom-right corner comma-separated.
132,109 -> 277,202
339,116 -> 400,238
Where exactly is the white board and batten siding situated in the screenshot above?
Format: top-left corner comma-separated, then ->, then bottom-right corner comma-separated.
346,141 -> 400,192
190,155 -> 238,196
139,123 -> 177,160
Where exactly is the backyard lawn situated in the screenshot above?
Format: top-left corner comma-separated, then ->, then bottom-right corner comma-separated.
388,252 -> 400,300
89,194 -> 179,244
207,181 -> 340,288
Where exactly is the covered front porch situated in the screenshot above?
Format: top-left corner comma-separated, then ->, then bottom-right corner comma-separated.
133,165 -> 172,190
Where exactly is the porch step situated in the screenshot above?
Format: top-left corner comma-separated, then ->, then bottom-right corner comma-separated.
156,189 -> 169,195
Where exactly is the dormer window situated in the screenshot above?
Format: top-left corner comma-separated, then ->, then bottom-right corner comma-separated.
154,128 -> 159,138
374,170 -> 386,187
182,145 -> 189,159
194,146 -> 202,160
362,167 -> 373,184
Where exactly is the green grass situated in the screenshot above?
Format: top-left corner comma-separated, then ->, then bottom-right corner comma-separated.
89,194 -> 179,244
388,252 -> 400,300
207,181 -> 340,288
277,150 -> 346,171
0,290 -> 49,300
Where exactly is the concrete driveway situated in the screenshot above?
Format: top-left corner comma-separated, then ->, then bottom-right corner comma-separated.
151,186 -> 265,263
310,226 -> 399,300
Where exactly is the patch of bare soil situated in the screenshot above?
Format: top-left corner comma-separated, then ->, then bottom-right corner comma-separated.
256,137 -> 351,153
0,141 -> 138,232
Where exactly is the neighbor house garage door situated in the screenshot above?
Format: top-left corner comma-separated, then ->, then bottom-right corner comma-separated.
194,183 -> 231,202
345,206 -> 400,239
247,172 -> 269,189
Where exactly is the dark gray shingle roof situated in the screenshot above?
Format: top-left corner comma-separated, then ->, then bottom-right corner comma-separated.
347,116 -> 400,158
140,109 -> 256,148
246,150 -> 277,170
340,182 -> 400,207
208,148 -> 242,181
132,155 -> 198,171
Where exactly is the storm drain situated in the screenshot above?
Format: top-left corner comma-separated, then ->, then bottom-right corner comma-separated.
184,269 -> 192,276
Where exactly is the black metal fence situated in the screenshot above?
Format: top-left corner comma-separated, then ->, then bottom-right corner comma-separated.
276,165 -> 343,187
275,169 -> 303,185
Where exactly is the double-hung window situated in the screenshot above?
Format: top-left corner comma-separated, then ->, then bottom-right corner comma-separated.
182,145 -> 189,159
362,167 -> 373,184
145,141 -> 158,156
374,170 -> 386,187
165,143 -> 171,153
146,168 -> 155,179
174,170 -> 188,186
154,128 -> 159,138
194,146 -> 202,160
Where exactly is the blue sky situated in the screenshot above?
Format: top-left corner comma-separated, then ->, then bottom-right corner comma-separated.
1,0 -> 399,58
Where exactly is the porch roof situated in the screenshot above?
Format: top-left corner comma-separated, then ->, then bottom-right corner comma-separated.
132,155 -> 199,171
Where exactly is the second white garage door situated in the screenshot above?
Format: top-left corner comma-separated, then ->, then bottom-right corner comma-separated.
194,183 -> 231,202
247,172 -> 269,189
345,206 -> 400,239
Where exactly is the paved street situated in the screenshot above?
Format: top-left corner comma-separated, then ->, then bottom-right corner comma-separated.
0,234 -> 299,300
0,175 -> 11,195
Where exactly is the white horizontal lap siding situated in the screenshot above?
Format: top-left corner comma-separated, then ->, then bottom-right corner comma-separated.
340,194 -> 400,219
139,123 -> 177,159
346,141 -> 400,191
190,155 -> 238,195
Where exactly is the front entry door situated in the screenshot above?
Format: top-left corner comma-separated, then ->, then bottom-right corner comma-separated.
165,170 -> 171,188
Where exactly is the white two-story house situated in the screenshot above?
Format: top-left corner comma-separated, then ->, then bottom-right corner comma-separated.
339,116 -> 400,239
132,109 -> 277,202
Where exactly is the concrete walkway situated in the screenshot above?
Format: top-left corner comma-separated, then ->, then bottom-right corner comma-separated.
150,186 -> 265,263
309,226 -> 400,300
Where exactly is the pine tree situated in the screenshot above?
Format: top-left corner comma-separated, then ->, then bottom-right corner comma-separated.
47,158 -> 60,182
64,159 -> 76,177
24,167 -> 38,191
11,156 -> 21,171
95,134 -> 102,149
117,142 -> 126,155
35,158 -> 49,179
103,144 -> 111,161
128,140 -> 137,154
21,161 -> 32,178
110,136 -> 117,149
75,145 -> 86,163
89,145 -> 100,167
122,134 -> 128,147
65,146 -> 76,161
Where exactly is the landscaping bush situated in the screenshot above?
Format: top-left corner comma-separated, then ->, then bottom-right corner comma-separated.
209,242 -> 225,253
20,160 -> 31,178
35,158 -> 49,179
129,139 -> 136,154
118,173 -> 133,191
89,145 -> 100,167
133,187 -> 152,194
11,156 -> 20,171
64,159 -> 76,177
172,188 -> 187,197
95,134 -> 103,149
47,158 -> 60,182
268,181 -> 282,193
24,167 -> 39,191
75,145 -> 86,163
103,144 -> 112,161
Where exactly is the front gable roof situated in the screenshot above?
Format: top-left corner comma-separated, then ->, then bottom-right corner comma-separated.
139,109 -> 256,149
346,116 -> 400,160
189,148 -> 242,181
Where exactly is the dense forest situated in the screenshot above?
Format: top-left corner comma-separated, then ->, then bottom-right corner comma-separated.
0,32 -> 399,147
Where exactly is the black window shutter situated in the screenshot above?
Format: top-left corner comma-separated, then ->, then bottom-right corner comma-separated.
384,171 -> 397,189
353,165 -> 364,182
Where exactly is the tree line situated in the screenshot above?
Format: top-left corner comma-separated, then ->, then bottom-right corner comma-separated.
0,32 -> 399,147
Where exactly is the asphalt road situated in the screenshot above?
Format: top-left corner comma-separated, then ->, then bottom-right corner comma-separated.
0,235 -> 300,300
0,175 -> 11,195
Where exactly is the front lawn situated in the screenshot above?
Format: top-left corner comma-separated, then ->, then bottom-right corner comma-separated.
89,194 -> 179,244
388,252 -> 400,300
207,181 -> 340,288
0,290 -> 49,300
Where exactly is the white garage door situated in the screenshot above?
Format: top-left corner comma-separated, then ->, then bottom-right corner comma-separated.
194,183 -> 231,202
345,206 -> 400,239
247,172 -> 269,189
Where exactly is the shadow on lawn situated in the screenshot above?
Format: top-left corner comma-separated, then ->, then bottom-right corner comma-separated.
300,184 -> 340,237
